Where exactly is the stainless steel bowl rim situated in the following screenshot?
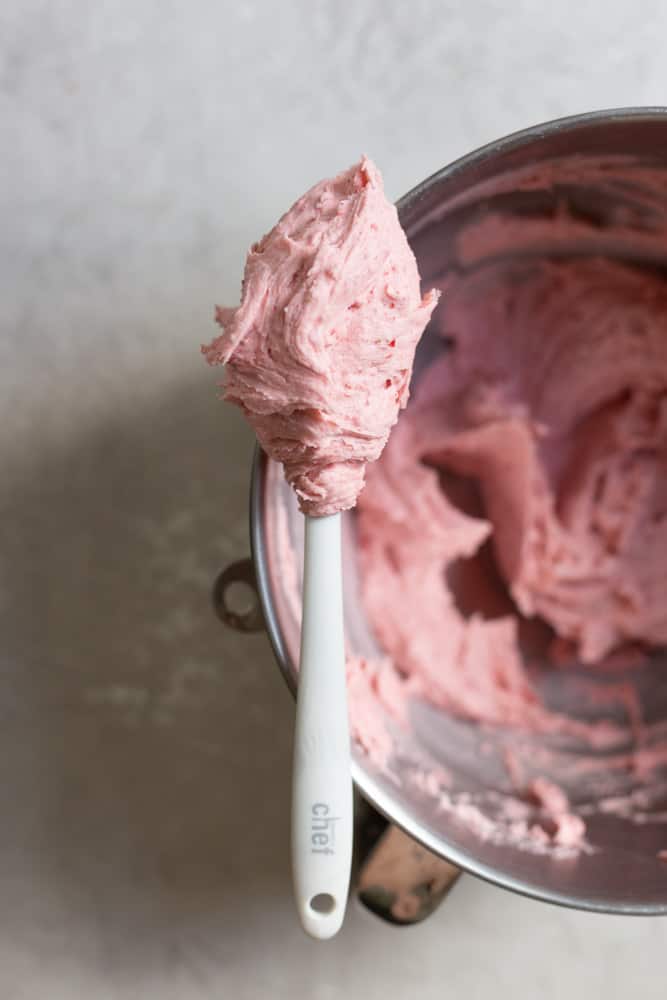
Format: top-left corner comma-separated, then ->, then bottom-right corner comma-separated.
249,107 -> 667,915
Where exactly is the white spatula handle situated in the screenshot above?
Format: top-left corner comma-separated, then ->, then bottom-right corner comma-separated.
292,513 -> 353,939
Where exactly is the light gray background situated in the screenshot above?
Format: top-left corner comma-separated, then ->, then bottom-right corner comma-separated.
1,1 -> 666,997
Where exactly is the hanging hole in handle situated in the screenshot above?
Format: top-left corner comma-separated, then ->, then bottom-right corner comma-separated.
212,558 -> 265,633
225,580 -> 257,619
309,893 -> 336,915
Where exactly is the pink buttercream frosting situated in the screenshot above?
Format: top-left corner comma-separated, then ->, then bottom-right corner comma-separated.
203,157 -> 438,515
347,250 -> 667,852
357,256 -> 667,730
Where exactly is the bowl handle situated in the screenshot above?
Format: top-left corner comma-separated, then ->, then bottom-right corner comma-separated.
212,558 -> 265,633
355,797 -> 461,924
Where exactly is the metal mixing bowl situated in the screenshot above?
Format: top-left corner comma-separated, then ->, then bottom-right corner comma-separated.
248,108 -> 667,914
